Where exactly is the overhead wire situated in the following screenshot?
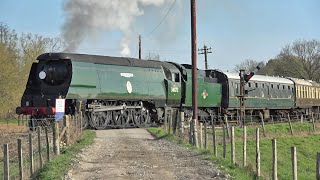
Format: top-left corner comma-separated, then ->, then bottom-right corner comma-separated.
147,0 -> 177,36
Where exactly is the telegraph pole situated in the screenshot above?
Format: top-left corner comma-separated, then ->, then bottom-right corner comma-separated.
191,0 -> 198,148
239,69 -> 245,126
198,44 -> 212,69
139,35 -> 142,60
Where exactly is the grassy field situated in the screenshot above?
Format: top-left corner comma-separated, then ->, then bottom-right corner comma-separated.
0,119 -> 20,124
36,130 -> 96,180
148,122 -> 320,180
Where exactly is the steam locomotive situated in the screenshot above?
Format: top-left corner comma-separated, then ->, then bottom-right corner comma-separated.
16,53 -> 320,129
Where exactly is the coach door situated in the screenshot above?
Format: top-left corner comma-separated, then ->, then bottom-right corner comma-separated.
162,66 -> 181,106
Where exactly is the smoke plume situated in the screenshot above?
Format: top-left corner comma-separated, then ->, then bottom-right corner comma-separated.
62,0 -> 175,56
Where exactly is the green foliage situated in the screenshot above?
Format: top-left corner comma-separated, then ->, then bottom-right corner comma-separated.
0,22 -> 63,118
36,130 -> 96,180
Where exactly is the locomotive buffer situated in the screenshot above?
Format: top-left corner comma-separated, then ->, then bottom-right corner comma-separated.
238,66 -> 261,126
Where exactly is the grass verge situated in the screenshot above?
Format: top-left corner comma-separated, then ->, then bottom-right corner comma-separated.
36,130 -> 96,180
148,124 -> 320,180
147,127 -> 256,179
0,119 -> 19,124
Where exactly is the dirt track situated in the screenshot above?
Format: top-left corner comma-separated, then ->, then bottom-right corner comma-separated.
66,129 -> 228,180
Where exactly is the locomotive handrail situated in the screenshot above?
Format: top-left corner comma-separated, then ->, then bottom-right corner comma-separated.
89,105 -> 142,112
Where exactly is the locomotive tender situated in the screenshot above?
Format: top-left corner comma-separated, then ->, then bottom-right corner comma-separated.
16,53 -> 320,128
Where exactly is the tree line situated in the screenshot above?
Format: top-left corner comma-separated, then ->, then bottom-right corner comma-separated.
0,23 -> 63,118
233,39 -> 320,82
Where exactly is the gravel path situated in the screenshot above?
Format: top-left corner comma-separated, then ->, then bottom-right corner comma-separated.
66,129 -> 229,180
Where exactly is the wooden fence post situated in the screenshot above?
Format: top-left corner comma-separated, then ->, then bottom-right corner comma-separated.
164,108 -> 168,131
4,144 -> 9,180
29,133 -> 34,176
273,139 -> 278,180
256,128 -> 260,177
260,112 -> 266,137
180,111 -> 185,134
37,126 -> 43,168
223,125 -> 226,159
189,117 -> 193,145
193,119 -> 199,148
18,139 -> 24,180
271,115 -> 274,124
224,115 -> 230,138
243,126 -> 247,167
204,121 -> 207,149
312,113 -> 316,132
199,123 -> 203,149
53,122 -> 60,155
45,127 -> 50,162
316,152 -> 320,180
78,101 -> 83,133
168,110 -> 172,134
291,147 -> 297,180
64,115 -> 70,145
301,114 -> 304,123
79,111 -> 83,133
231,126 -> 235,165
288,114 -> 294,135
212,123 -> 217,157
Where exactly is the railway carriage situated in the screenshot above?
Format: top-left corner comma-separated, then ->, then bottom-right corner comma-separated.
212,70 -> 295,119
289,78 -> 320,116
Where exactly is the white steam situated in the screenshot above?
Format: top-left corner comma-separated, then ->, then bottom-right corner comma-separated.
62,0 -> 174,56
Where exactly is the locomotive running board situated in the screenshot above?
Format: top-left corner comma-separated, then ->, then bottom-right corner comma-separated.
89,105 -> 142,112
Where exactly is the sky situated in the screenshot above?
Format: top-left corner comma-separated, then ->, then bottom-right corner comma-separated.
0,0 -> 319,71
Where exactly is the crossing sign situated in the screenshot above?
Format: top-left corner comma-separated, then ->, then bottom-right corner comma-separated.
55,99 -> 65,121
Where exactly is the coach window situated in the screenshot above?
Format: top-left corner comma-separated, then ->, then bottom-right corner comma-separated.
271,84 -> 274,89
161,66 -> 172,81
255,83 -> 258,88
172,72 -> 180,82
305,86 -> 308,98
248,83 -> 251,88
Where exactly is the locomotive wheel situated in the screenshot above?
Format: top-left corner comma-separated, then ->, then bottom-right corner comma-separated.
137,110 -> 149,127
90,112 -> 108,130
82,113 -> 89,129
113,110 -> 130,128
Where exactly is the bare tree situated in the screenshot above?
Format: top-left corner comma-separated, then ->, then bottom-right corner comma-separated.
0,23 -> 18,51
20,33 -> 64,75
278,39 -> 320,81
233,59 -> 265,73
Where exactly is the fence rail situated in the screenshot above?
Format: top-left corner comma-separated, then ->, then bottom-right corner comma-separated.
0,115 -> 82,179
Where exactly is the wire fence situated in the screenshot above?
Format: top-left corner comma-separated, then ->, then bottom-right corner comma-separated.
0,115 -> 82,179
164,111 -> 320,179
